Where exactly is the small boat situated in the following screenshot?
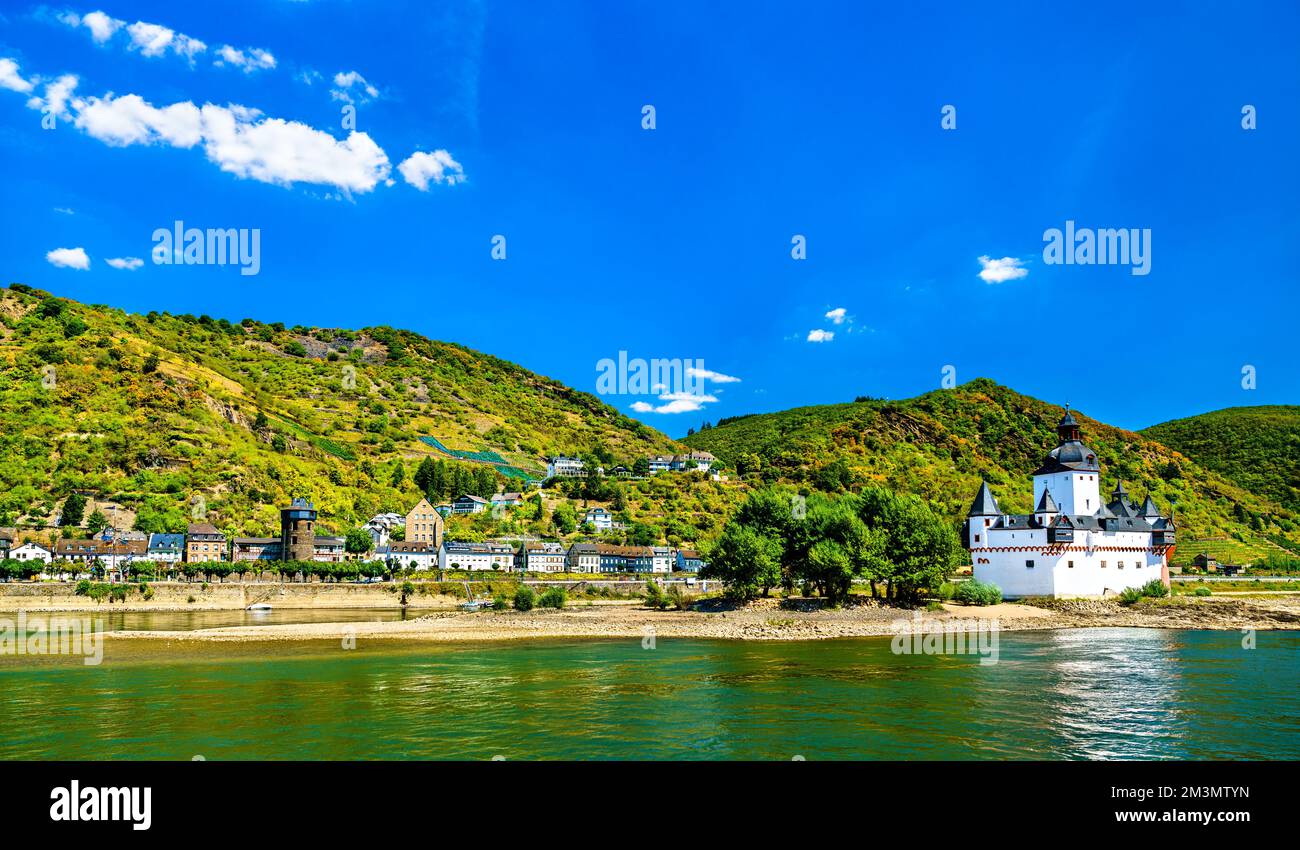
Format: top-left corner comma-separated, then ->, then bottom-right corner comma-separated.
246,603 -> 273,611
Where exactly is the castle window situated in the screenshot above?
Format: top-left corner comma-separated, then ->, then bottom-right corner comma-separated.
1101,560 -> 1107,568
1025,560 -> 1034,568
1068,561 -> 1074,568
1118,561 -> 1124,569
974,534 -> 980,543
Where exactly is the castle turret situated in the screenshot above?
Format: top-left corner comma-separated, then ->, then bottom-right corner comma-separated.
280,497 -> 317,562
1032,408 -> 1101,515
1034,489 -> 1058,523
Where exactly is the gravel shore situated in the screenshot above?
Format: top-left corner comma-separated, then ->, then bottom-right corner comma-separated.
105,594 -> 1300,643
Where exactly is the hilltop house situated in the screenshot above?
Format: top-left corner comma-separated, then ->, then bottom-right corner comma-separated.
671,451 -> 716,472
547,456 -> 586,478
312,536 -> 345,563
965,410 -> 1176,598
405,498 -> 444,547
0,528 -> 14,558
364,512 -> 404,547
438,541 -> 516,571
186,523 -> 228,563
584,507 -> 613,531
491,492 -> 525,509
146,533 -> 185,564
647,455 -> 673,474
452,494 -> 490,515
519,541 -> 567,573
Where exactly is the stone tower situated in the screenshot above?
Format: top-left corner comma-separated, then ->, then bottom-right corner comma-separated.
280,497 -> 317,562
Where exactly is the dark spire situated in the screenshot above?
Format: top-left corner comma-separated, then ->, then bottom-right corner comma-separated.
1057,406 -> 1081,443
1141,495 -> 1161,517
1112,480 -> 1128,498
1035,489 -> 1058,513
968,481 -> 1000,516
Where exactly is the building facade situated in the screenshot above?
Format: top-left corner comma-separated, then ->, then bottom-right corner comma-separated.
280,498 -> 317,562
404,498 -> 444,547
146,533 -> 185,563
438,541 -> 516,571
186,523 -> 227,563
966,410 -> 1175,598
519,542 -> 567,572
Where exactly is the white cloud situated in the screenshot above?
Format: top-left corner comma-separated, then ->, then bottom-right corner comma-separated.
105,256 -> 143,270
215,45 -> 276,72
331,70 -> 379,103
125,21 -> 176,56
61,13 -> 208,61
27,74 -> 79,119
53,207 -> 75,215
977,255 -> 1028,284
47,247 -> 90,270
630,392 -> 719,415
686,366 -> 741,384
63,11 -> 125,44
398,149 -> 466,190
825,307 -> 847,325
807,329 -> 835,343
0,58 -> 33,93
3,61 -> 457,194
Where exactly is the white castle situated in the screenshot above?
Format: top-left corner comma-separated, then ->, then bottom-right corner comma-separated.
964,409 -> 1175,598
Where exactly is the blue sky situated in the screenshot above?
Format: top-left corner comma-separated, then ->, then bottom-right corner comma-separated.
2,1 -> 1297,437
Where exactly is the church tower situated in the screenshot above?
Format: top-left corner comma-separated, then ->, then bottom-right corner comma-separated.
280,497 -> 318,562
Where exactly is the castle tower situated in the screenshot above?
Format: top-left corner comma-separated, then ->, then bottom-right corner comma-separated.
280,497 -> 317,562
1031,409 -> 1101,516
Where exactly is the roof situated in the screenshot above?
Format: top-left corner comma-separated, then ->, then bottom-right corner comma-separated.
0,527 -> 16,541
442,540 -> 514,553
148,533 -> 186,548
1031,440 -> 1100,475
678,549 -> 702,559
54,539 -> 148,555
1035,490 -> 1058,512
525,542 -> 566,553
232,537 -> 281,546
454,494 -> 489,504
595,544 -> 654,557
1141,495 -> 1161,516
386,541 -> 437,554
1058,410 -> 1078,427
186,523 -> 223,537
968,481 -> 1001,516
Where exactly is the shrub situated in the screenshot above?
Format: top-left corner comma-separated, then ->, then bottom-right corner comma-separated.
666,584 -> 695,611
74,579 -> 91,596
538,587 -> 566,609
514,585 -> 536,611
492,594 -> 508,611
925,600 -> 945,612
1118,587 -> 1144,605
953,580 -> 1001,606
1193,586 -> 1212,597
935,582 -> 957,601
644,579 -> 668,609
1139,578 -> 1170,599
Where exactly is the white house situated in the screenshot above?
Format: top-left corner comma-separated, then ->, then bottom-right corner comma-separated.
671,451 -> 716,472
584,507 -> 613,531
520,542 -> 567,573
966,410 -> 1175,598
382,541 -> 438,572
10,542 -> 52,565
451,494 -> 489,515
566,543 -> 600,572
651,546 -> 673,574
647,455 -> 674,474
439,541 -> 516,571
146,533 -> 186,563
547,456 -> 586,478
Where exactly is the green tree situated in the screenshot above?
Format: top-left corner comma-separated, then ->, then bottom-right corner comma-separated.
86,509 -> 109,535
345,528 -> 374,555
61,493 -> 87,528
701,523 -> 783,601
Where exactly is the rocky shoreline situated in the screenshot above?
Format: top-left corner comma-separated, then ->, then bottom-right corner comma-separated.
104,594 -> 1300,644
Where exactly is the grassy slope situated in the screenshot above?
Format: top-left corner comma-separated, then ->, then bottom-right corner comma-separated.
682,378 -> 1300,564
0,285 -> 684,538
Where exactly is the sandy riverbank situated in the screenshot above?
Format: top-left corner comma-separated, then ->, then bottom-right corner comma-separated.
105,594 -> 1300,643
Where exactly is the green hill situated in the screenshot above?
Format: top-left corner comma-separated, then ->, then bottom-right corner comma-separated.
682,379 -> 1300,565
0,284 -> 682,538
1142,406 -> 1300,512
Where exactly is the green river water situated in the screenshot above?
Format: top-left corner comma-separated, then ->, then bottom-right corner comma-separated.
0,626 -> 1295,760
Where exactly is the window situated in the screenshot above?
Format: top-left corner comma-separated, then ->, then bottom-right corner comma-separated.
974,534 -> 980,543
1026,559 -> 1034,568
1118,561 -> 1124,569
1101,560 -> 1107,568
1068,560 -> 1074,568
